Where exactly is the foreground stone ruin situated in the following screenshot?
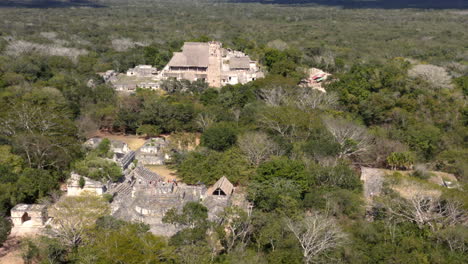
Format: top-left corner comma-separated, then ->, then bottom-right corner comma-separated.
10,204 -> 49,237
10,135 -> 237,237
111,166 -> 234,236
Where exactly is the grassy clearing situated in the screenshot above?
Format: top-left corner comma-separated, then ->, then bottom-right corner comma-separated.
146,165 -> 179,182
90,131 -> 147,151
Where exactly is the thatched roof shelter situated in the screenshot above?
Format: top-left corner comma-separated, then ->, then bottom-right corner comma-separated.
168,42 -> 210,68
207,176 -> 234,196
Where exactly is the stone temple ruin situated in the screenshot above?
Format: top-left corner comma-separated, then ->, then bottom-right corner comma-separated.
110,165 -> 234,236
66,173 -> 107,196
69,137 -> 235,236
10,204 -> 49,236
101,41 -> 264,93
136,137 -> 171,165
163,41 -> 264,87
10,136 -> 236,237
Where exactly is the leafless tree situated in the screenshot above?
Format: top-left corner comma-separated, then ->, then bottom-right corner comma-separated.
231,108 -> 241,123
206,228 -> 223,262
312,49 -> 335,70
167,132 -> 198,152
111,37 -> 136,52
294,88 -> 338,111
444,62 -> 468,78
385,191 -> 468,231
324,117 -> 372,159
435,226 -> 468,253
238,132 -> 282,166
362,137 -> 407,167
76,114 -> 99,138
195,113 -> 215,131
259,106 -> 314,142
267,39 -> 289,51
259,86 -> 338,111
258,109 -> 292,138
409,64 -> 453,89
287,212 -> 347,264
259,87 -> 287,106
40,31 -> 58,40
5,40 -> 87,62
219,206 -> 253,253
0,101 -> 77,169
1,102 -> 61,137
48,193 -> 110,248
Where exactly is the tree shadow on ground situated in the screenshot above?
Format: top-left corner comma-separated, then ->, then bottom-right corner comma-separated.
0,0 -> 105,8
228,0 -> 468,9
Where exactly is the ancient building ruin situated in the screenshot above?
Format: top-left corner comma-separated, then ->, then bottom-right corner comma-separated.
102,41 -> 264,93
126,65 -> 158,77
84,137 -> 103,149
11,204 -> 47,227
100,70 -> 117,82
135,137 -> 170,165
162,41 -> 264,87
115,150 -> 136,170
109,165 -> 234,236
10,204 -> 49,236
66,173 -> 106,196
110,140 -> 131,154
63,137 -> 235,236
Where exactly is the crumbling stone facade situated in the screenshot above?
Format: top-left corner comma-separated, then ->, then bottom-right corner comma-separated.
162,41 -> 264,87
110,166 -> 234,236
126,65 -> 158,77
135,138 -> 170,165
67,173 -> 106,196
10,204 -> 49,236
11,204 -> 48,227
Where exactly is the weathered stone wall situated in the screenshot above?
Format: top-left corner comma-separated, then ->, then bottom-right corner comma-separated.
67,186 -> 105,196
11,204 -> 47,227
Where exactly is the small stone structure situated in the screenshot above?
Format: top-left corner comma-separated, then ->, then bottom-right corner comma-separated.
100,65 -> 161,93
84,138 -> 130,156
66,173 -> 106,196
111,140 -> 130,154
11,204 -> 47,227
100,70 -> 118,82
10,204 -> 49,236
84,137 -> 102,149
132,165 -> 164,186
135,138 -> 170,165
115,150 -> 135,170
127,65 -> 158,77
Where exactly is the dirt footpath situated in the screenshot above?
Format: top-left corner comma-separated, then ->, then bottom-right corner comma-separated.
0,236 -> 23,264
146,165 -> 179,181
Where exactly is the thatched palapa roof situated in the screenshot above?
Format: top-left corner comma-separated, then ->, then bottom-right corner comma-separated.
229,57 -> 251,69
168,42 -> 210,68
207,176 -> 234,196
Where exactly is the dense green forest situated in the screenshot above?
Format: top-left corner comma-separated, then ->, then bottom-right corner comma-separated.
0,0 -> 467,263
